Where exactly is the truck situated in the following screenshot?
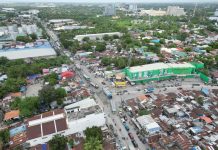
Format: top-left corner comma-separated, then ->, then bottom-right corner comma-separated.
90,82 -> 99,89
102,87 -> 112,99
83,74 -> 90,81
144,87 -> 154,93
110,100 -> 116,113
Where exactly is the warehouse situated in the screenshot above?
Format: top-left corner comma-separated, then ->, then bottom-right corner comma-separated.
74,32 -> 122,42
124,62 -> 199,83
0,41 -> 56,60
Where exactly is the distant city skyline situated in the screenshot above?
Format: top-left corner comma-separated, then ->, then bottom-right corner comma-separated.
2,0 -> 218,3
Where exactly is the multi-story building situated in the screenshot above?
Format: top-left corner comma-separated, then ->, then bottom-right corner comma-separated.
104,4 -> 116,16
129,4 -> 138,13
167,6 -> 186,16
8,97 -> 106,148
124,62 -> 203,83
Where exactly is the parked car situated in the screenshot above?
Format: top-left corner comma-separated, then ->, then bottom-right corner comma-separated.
123,123 -> 130,131
128,132 -> 134,140
131,140 -> 138,148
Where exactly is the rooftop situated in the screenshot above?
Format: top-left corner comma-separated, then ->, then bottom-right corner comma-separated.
129,62 -> 195,73
26,109 -> 67,140
4,110 -> 20,121
0,41 -> 56,60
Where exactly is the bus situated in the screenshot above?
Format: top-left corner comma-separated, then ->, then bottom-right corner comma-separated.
110,100 -> 116,113
83,74 -> 90,80
102,87 -> 112,99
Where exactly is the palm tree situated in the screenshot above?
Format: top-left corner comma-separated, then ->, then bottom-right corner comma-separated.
84,138 -> 103,150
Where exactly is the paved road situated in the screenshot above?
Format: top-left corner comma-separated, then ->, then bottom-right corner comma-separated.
75,61 -> 146,150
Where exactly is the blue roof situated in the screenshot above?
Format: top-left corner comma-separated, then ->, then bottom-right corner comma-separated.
201,87 -> 209,96
151,39 -> 160,43
190,126 -> 203,134
20,86 -> 26,92
27,74 -> 41,80
42,144 -> 47,150
10,124 -> 26,137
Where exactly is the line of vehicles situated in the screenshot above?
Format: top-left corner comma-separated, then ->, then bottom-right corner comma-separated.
119,110 -> 139,149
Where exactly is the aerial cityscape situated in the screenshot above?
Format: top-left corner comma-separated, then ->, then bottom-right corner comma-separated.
0,1 -> 218,150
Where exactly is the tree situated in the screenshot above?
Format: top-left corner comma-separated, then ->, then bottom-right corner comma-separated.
83,37 -> 90,42
68,139 -> 74,148
38,86 -> 66,105
103,34 -> 110,41
84,138 -> 103,150
95,42 -> 106,52
44,73 -> 58,86
39,85 -> 57,103
184,47 -> 192,52
84,126 -> 103,143
16,36 -> 32,43
197,97 -> 204,106
0,129 -> 9,145
10,97 -> 39,118
49,135 -> 67,150
29,33 -> 38,41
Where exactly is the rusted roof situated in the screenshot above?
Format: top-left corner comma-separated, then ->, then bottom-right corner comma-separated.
4,110 -> 20,121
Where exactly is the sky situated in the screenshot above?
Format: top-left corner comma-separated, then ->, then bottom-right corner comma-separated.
2,0 -> 218,3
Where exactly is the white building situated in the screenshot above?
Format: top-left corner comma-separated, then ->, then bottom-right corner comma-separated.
28,9 -> 40,15
48,19 -> 74,24
167,6 -> 186,16
74,32 -> 122,42
64,97 -> 106,134
139,9 -> 166,16
136,115 -> 161,134
2,8 -> 15,13
22,97 -> 105,147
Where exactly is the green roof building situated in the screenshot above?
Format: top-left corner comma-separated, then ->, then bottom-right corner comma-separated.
124,62 -> 199,83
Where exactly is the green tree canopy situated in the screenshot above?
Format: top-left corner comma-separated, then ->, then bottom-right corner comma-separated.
84,126 -> 103,143
38,86 -> 66,105
84,137 -> 103,150
10,97 -> 39,118
49,135 -> 67,150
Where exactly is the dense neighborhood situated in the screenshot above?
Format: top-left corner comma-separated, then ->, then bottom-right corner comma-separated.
0,1 -> 218,150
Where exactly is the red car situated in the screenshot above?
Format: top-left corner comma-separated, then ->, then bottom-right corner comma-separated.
128,132 -> 134,140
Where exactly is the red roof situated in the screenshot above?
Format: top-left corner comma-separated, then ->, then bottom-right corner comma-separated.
61,71 -> 75,78
200,116 -> 212,124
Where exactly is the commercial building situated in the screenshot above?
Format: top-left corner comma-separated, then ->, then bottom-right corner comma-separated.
167,6 -> 186,16
2,8 -> 15,13
9,97 -> 105,148
74,32 -> 122,42
64,97 -> 106,134
124,62 -> 201,83
209,9 -> 218,21
139,9 -> 166,16
136,115 -> 161,134
48,19 -> 73,24
0,41 -> 57,60
104,4 -> 116,16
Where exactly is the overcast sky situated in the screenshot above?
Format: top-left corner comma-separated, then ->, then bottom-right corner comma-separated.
2,0 -> 218,3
